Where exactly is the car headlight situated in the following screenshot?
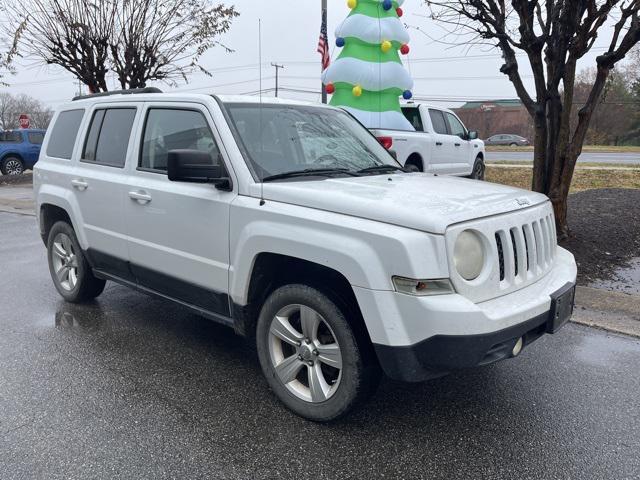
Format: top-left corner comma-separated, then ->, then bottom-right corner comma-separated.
453,230 -> 485,280
392,277 -> 454,296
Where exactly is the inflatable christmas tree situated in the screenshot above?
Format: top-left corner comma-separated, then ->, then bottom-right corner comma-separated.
322,0 -> 414,131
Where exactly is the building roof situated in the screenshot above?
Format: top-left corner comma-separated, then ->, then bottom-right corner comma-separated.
458,99 -> 523,110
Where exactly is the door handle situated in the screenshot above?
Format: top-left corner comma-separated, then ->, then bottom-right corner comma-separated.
435,142 -> 443,146
128,191 -> 152,204
455,143 -> 461,147
71,179 -> 88,191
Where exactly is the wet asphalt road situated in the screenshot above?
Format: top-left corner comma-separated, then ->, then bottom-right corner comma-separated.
488,151 -> 640,165
1,212 -> 640,480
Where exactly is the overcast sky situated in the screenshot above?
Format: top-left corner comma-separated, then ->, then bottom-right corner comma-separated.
0,0 -> 623,110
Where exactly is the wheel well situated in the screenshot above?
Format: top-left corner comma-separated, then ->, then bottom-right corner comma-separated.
1,152 -> 24,163
40,204 -> 71,244
238,253 -> 372,346
405,153 -> 423,172
476,152 -> 484,162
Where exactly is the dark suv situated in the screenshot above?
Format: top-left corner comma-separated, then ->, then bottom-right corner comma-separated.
0,129 -> 46,175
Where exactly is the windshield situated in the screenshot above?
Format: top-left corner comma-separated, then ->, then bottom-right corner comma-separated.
224,103 -> 400,181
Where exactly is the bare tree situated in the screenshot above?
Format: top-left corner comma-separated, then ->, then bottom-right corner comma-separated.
426,1 -> 640,238
5,0 -> 238,93
111,0 -> 238,89
0,92 -> 53,129
6,0 -> 116,92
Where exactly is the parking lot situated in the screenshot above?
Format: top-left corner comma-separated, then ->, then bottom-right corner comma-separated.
1,211 -> 639,479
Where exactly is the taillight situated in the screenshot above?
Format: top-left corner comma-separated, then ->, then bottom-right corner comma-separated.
377,136 -> 393,150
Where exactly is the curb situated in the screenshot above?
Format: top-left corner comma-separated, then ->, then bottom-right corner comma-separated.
571,286 -> 640,338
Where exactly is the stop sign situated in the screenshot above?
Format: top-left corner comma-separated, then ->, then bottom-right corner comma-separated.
19,114 -> 30,129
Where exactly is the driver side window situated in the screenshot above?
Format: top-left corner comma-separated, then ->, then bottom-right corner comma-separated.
140,108 -> 220,172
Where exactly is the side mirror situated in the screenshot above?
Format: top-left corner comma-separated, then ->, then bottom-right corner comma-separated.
167,149 -> 231,190
467,131 -> 478,140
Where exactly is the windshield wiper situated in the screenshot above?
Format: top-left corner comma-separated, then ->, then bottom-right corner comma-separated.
262,168 -> 359,182
357,164 -> 406,174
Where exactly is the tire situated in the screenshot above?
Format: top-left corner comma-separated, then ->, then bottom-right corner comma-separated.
509,142 -> 518,147
256,284 -> 380,422
468,157 -> 485,180
1,156 -> 25,176
47,221 -> 106,303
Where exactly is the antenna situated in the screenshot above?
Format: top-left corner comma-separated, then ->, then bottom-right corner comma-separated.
259,19 -> 266,206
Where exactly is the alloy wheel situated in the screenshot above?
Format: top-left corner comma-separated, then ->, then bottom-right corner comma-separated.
51,233 -> 79,291
4,159 -> 24,175
268,304 -> 343,403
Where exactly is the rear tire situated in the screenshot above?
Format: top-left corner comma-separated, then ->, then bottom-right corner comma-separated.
47,221 -> 106,303
256,284 -> 380,422
1,156 -> 24,176
468,157 -> 485,180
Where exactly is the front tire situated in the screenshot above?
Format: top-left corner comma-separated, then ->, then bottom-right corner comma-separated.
1,156 -> 25,176
256,284 -> 380,421
47,221 -> 106,303
468,157 -> 485,180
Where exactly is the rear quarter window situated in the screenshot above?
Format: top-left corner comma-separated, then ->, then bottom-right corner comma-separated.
46,109 -> 85,159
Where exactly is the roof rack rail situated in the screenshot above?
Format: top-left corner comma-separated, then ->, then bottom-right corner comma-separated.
72,87 -> 163,102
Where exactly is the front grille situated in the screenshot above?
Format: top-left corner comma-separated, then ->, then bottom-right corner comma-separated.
494,213 -> 556,285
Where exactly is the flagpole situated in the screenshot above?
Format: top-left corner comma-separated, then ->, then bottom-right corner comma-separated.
321,0 -> 328,104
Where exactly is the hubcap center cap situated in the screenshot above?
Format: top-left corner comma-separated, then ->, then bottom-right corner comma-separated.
299,344 -> 313,362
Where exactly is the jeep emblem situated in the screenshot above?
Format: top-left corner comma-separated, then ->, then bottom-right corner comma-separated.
516,197 -> 530,206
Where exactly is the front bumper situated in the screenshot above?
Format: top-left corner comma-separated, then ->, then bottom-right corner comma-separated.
374,282 -> 574,382
353,247 -> 577,382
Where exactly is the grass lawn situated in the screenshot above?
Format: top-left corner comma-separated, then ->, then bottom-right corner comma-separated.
486,145 -> 640,153
486,165 -> 640,192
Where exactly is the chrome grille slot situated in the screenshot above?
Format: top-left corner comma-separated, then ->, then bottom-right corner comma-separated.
510,229 -> 519,277
521,225 -> 531,271
495,232 -> 505,281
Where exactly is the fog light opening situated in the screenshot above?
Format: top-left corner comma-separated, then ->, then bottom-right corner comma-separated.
512,337 -> 523,357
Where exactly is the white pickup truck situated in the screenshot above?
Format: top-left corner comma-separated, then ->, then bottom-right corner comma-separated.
371,102 -> 486,179
35,90 -> 575,421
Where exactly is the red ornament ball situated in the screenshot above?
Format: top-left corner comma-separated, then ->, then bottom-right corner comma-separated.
400,44 -> 410,55
326,83 -> 335,94
396,7 -> 404,17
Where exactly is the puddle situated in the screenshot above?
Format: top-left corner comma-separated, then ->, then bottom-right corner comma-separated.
590,257 -> 640,295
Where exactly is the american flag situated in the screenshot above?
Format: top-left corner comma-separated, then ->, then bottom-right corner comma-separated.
317,9 -> 330,70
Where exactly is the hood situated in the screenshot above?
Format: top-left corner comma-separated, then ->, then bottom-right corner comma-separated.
256,173 -> 549,234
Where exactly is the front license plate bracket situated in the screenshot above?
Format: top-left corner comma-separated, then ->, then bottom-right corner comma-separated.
547,283 -> 576,334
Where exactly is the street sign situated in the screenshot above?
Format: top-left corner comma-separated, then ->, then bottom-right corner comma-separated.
19,114 -> 30,129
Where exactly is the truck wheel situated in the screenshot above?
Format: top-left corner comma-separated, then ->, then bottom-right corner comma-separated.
1,156 -> 25,176
469,157 -> 485,180
47,221 -> 106,303
256,284 -> 380,422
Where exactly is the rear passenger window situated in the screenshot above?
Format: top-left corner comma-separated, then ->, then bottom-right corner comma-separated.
46,109 -> 85,159
0,131 -> 22,143
139,109 -> 220,172
428,110 -> 448,135
82,108 -> 136,168
28,132 -> 45,144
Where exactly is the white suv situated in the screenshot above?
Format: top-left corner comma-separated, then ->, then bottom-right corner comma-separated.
34,89 -> 577,421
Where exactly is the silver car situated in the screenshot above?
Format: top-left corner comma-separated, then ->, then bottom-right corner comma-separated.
485,134 -> 530,146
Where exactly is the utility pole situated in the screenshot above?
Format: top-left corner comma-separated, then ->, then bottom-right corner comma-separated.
321,0 -> 328,104
271,63 -> 285,97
